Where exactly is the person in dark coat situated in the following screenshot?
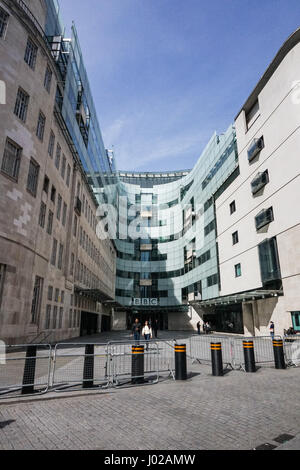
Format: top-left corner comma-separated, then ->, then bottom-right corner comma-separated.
132,318 -> 142,342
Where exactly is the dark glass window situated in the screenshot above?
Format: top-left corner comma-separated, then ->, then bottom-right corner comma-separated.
230,200 -> 236,215
232,231 -> 239,245
26,158 -> 40,196
24,38 -> 37,69
251,170 -> 269,195
1,138 -> 22,181
36,111 -> 46,141
255,207 -> 274,231
14,88 -> 29,122
235,263 -> 242,277
258,237 -> 281,285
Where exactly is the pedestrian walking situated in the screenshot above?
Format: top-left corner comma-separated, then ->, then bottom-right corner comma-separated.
197,321 -> 201,335
142,320 -> 152,350
132,318 -> 142,343
269,321 -> 275,340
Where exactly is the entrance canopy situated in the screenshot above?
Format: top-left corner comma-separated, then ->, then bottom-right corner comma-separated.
74,286 -> 114,303
190,289 -> 283,307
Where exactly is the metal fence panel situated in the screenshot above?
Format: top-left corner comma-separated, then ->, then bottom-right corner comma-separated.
52,343 -> 110,391
284,336 -> 300,366
0,344 -> 51,398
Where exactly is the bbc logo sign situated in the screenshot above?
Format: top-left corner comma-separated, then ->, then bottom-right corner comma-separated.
132,298 -> 158,306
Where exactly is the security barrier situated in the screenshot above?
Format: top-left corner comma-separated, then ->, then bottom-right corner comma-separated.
52,343 -> 111,391
0,344 -> 51,398
284,336 -> 300,367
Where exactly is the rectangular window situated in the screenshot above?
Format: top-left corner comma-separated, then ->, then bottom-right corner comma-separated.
24,37 -> 38,69
62,202 -> 67,226
73,215 -> 78,237
31,275 -> 44,324
0,7 -> 9,38
46,210 -> 53,235
247,136 -> 264,162
47,285 -> 53,301
58,307 -> 63,329
204,219 -> 215,237
54,288 -> 59,303
38,201 -> 47,228
258,237 -> 281,285
55,143 -> 61,170
56,194 -> 62,221
69,309 -> 73,328
36,111 -> 46,141
70,253 -> 75,276
45,305 -> 51,330
245,99 -> 260,130
232,231 -> 239,245
50,185 -> 56,203
57,243 -> 64,270
43,175 -> 50,194
51,238 -> 57,266
255,207 -> 274,231
14,88 -> 29,122
0,264 -> 6,310
230,200 -> 236,215
251,170 -> 269,195
66,164 -> 71,187
61,155 -> 66,180
207,273 -> 218,287
1,138 -> 22,181
26,158 -> 40,197
52,306 -> 57,329
44,65 -> 52,93
235,263 -> 242,278
48,131 -> 55,158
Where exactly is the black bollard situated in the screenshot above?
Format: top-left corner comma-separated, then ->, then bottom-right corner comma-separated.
243,340 -> 256,372
131,345 -> 144,384
273,339 -> 286,370
83,344 -> 94,388
175,344 -> 187,380
22,346 -> 37,395
211,342 -> 223,376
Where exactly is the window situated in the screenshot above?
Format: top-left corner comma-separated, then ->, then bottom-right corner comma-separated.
0,7 -> 9,38
50,185 -> 56,203
36,111 -> 46,141
54,288 -> 59,303
48,131 -> 55,158
55,143 -> 61,170
24,38 -> 38,69
255,207 -> 274,231
51,238 -> 57,266
247,136 -> 264,162
45,305 -> 51,330
58,307 -> 63,329
0,264 -> 6,310
235,263 -> 242,278
52,306 -> 57,329
204,219 -> 215,237
251,170 -> 269,195
14,88 -> 29,122
70,253 -> 75,276
62,202 -> 67,226
69,309 -> 73,328
230,200 -> 236,215
258,237 -> 281,285
61,155 -> 66,179
26,158 -> 40,196
46,210 -> 53,235
66,164 -> 71,187
207,274 -> 219,287
44,65 -> 52,93
57,243 -> 64,270
245,99 -> 260,130
56,194 -> 62,221
73,215 -> 78,237
1,138 -> 22,181
38,201 -> 47,228
232,231 -> 239,245
47,285 -> 53,301
31,276 -> 44,324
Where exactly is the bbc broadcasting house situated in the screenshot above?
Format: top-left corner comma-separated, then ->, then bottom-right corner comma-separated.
0,0 -> 300,345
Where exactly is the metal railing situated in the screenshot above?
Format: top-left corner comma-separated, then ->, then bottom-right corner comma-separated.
0,344 -> 52,398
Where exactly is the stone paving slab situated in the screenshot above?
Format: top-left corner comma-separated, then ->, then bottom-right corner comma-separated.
0,360 -> 300,450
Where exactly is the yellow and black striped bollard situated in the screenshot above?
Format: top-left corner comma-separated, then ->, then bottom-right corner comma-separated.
211,342 -> 223,376
132,345 -> 145,384
175,344 -> 187,380
272,339 -> 286,370
243,340 -> 256,372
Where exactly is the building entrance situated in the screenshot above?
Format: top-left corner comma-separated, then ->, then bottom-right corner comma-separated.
80,311 -> 98,336
126,310 -> 168,331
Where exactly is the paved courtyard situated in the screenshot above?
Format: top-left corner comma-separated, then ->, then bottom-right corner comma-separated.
0,331 -> 300,450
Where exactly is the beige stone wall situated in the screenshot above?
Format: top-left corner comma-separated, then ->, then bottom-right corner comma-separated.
0,0 -> 116,344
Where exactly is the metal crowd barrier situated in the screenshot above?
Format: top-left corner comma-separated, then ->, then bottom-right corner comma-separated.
0,344 -> 52,398
52,343 -> 111,391
108,340 -> 160,386
283,336 -> 300,367
190,334 -> 285,370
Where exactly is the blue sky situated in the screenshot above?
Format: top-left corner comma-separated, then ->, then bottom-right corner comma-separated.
58,0 -> 300,172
